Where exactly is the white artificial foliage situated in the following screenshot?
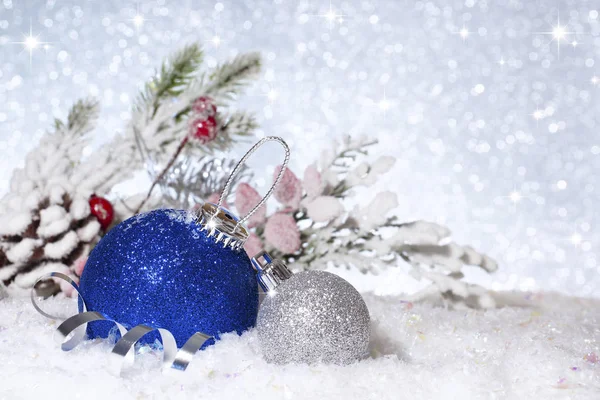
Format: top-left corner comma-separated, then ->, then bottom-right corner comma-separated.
260,136 -> 499,309
354,191 -> 399,232
304,196 -> 344,222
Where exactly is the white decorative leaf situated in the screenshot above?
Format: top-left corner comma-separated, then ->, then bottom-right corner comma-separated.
304,196 -> 344,222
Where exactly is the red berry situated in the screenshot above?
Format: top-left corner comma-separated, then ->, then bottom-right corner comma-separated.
89,195 -> 114,230
192,96 -> 217,116
189,116 -> 218,143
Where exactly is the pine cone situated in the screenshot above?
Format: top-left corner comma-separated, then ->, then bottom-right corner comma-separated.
0,183 -> 102,296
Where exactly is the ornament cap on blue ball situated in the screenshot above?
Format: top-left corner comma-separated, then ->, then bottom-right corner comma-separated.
78,203 -> 258,348
197,202 -> 248,250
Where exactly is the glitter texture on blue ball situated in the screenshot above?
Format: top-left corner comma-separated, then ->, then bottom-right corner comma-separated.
78,207 -> 258,347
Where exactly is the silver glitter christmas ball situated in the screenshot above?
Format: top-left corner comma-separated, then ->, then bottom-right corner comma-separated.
256,269 -> 371,365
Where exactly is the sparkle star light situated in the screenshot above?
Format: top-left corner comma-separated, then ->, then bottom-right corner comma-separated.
311,0 -> 348,30
457,25 -> 470,40
530,100 -> 549,127
534,12 -> 577,58
11,19 -> 51,67
132,14 -> 145,28
509,191 -> 522,204
267,88 -> 278,102
377,88 -> 392,119
260,85 -> 279,104
204,28 -> 224,48
570,233 -> 582,246
531,108 -> 545,125
211,35 -> 222,48
127,1 -> 154,31
495,187 -> 532,212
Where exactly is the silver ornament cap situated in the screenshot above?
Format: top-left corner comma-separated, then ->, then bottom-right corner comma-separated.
196,202 -> 248,250
254,253 -> 371,365
195,136 -> 291,252
251,251 -> 293,292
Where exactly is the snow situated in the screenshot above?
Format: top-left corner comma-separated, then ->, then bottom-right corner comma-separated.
0,211 -> 32,236
43,231 -> 79,259
23,189 -> 42,211
5,238 -> 41,263
0,264 -> 18,281
37,205 -> 71,238
77,220 -> 101,242
48,184 -> 67,204
0,291 -> 598,399
70,197 -> 91,220
13,262 -> 70,289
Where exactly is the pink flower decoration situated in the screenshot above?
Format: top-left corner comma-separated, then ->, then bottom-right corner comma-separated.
235,183 -> 266,228
73,256 -> 88,277
273,166 -> 302,209
264,213 -> 301,254
243,233 -> 263,258
303,164 -> 322,199
206,192 -> 230,211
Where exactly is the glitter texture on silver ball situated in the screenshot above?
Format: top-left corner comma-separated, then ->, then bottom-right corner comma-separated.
257,270 -> 370,365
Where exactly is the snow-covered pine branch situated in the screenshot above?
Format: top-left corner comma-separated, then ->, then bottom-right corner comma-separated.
70,45 -> 207,194
200,52 -> 262,103
71,44 -> 262,204
135,43 -> 204,117
208,111 -> 257,152
1,44 -> 263,296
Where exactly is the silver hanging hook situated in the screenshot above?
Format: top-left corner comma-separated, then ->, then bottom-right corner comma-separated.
215,136 -> 290,230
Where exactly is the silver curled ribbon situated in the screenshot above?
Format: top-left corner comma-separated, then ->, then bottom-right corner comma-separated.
31,272 -> 212,375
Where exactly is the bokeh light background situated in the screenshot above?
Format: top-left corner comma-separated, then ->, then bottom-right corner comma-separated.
0,0 -> 598,297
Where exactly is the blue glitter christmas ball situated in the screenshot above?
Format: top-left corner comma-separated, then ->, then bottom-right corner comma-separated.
78,207 -> 258,347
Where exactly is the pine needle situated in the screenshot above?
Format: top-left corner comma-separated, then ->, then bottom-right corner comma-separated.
66,98 -> 100,136
53,98 -> 100,137
135,43 -> 204,116
203,52 -> 262,101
